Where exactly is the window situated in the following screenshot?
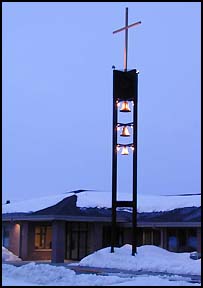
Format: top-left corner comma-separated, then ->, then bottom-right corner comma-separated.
167,229 -> 178,252
136,228 -> 143,246
153,229 -> 161,246
102,226 -> 124,248
2,225 -> 10,248
34,225 -> 52,250
187,229 -> 197,251
143,229 -> 151,245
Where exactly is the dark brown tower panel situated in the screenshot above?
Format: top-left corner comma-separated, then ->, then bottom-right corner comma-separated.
111,69 -> 138,255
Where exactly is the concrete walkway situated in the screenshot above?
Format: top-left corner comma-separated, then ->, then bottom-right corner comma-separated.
67,264 -> 201,284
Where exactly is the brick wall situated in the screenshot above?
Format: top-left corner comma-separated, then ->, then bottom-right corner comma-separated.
9,223 -> 20,256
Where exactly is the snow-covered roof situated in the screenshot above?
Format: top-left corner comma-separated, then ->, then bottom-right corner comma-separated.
2,190 -> 201,214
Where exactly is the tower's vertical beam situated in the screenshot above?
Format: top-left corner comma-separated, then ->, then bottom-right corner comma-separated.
111,72 -> 118,253
132,72 -> 138,255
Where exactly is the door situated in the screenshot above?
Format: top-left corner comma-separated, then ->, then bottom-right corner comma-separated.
66,222 -> 88,260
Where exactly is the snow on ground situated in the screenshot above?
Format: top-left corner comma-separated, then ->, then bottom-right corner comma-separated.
111,276 -> 200,286
2,191 -> 201,213
2,263 -> 200,286
2,263 -> 128,286
79,244 -> 201,276
2,246 -> 22,262
3,276 -> 34,287
2,245 -> 201,286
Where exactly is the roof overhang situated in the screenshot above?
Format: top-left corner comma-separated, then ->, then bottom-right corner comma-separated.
2,214 -> 201,227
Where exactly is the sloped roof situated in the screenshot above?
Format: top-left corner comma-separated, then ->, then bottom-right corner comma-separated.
2,193 -> 201,224
2,191 -> 201,214
136,206 -> 201,223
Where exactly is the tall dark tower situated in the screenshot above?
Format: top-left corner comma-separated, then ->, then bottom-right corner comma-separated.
111,7 -> 141,256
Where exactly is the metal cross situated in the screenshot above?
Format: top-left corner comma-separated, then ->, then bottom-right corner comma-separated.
113,7 -> 141,71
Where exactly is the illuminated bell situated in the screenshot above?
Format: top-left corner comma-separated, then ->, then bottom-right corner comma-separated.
120,101 -> 131,112
120,126 -> 130,137
121,146 -> 129,155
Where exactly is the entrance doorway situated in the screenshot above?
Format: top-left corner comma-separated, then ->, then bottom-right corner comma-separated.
66,222 -> 88,260
103,225 -> 124,248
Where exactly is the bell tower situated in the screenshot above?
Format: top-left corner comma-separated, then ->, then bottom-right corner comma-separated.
111,8 -> 141,256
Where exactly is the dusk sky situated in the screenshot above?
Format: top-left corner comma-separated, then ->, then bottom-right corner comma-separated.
2,2 -> 201,203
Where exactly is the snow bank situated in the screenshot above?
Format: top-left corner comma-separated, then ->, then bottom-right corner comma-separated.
79,244 -> 201,276
2,247 -> 22,262
2,245 -> 201,286
2,262 -> 201,286
2,263 -> 128,286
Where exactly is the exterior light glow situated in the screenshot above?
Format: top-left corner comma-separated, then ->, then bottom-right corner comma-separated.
116,145 -> 120,152
116,100 -> 120,107
131,145 -> 135,151
120,101 -> 131,112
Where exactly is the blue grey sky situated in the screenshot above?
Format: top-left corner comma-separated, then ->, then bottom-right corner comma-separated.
2,2 -> 201,202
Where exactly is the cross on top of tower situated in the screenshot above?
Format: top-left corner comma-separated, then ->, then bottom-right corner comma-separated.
113,7 -> 141,71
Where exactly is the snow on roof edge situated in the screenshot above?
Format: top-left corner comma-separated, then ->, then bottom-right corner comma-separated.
2,191 -> 201,214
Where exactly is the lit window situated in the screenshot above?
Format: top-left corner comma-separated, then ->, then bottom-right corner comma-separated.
34,225 -> 52,250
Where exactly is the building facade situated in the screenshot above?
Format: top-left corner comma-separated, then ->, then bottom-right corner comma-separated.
2,194 -> 201,263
